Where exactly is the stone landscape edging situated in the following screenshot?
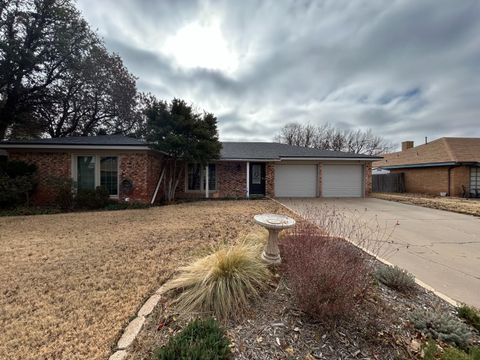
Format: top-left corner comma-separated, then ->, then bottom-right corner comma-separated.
273,198 -> 459,307
108,285 -> 166,360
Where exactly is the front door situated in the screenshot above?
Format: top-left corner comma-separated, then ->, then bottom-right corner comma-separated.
249,163 -> 266,196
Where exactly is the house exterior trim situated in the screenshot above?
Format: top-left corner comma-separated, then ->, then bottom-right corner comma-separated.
0,144 -> 151,151
381,161 -> 479,170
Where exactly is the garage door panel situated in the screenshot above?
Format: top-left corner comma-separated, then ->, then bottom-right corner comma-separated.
275,164 -> 317,197
322,164 -> 363,197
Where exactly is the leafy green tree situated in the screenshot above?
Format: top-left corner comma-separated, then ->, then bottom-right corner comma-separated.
144,97 -> 222,201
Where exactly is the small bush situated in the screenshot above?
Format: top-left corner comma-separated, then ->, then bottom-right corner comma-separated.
103,201 -> 150,211
0,206 -> 61,217
161,240 -> 270,320
422,343 -> 480,360
281,223 -> 371,319
47,176 -> 75,211
457,305 -> 480,332
0,160 -> 37,178
75,186 -> 110,209
152,318 -> 230,360
423,341 -> 439,360
441,347 -> 480,360
375,264 -> 416,293
410,310 -> 472,349
0,160 -> 37,207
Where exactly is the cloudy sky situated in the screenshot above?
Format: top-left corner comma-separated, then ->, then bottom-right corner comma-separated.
76,0 -> 480,148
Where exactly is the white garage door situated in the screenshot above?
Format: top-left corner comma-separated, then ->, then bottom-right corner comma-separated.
275,164 -> 317,197
322,164 -> 363,197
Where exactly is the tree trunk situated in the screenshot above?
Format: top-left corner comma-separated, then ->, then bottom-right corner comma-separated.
0,102 -> 16,139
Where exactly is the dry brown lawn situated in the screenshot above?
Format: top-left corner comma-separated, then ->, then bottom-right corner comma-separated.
372,192 -> 480,217
0,200 -> 289,360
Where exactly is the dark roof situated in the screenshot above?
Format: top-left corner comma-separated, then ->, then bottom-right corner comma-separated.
220,142 -> 380,160
0,136 -> 380,160
0,135 -> 147,147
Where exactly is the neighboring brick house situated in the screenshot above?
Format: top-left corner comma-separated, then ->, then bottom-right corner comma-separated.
0,135 -> 379,205
373,138 -> 480,197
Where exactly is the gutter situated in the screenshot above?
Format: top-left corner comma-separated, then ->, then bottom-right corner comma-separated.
218,157 -> 381,162
278,156 -> 381,161
381,161 -> 479,170
0,144 -> 151,151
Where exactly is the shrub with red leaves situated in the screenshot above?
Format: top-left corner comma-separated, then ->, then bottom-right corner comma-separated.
281,223 -> 372,319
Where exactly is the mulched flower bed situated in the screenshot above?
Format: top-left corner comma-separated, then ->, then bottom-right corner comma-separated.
127,258 -> 480,360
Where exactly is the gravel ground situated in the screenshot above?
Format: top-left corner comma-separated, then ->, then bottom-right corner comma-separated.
0,200 -> 288,360
128,256 -> 480,360
372,192 -> 480,217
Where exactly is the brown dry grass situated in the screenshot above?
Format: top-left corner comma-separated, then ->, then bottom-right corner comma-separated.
372,192 -> 480,217
0,200 -> 288,360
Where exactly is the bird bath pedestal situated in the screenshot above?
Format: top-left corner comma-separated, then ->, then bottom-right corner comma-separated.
254,213 -> 296,264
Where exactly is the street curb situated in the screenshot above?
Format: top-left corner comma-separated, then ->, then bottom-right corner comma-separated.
273,198 -> 459,307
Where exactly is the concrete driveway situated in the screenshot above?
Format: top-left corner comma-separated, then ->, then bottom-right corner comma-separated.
278,197 -> 480,307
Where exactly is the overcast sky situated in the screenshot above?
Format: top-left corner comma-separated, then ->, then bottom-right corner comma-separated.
77,0 -> 480,148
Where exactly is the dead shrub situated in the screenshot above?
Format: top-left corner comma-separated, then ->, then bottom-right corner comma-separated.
287,202 -> 400,259
281,222 -> 372,319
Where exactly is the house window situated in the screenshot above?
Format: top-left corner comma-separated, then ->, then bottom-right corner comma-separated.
100,157 -> 118,196
471,167 -> 480,195
74,156 -> 119,196
187,163 -> 216,191
251,164 -> 261,184
77,156 -> 96,191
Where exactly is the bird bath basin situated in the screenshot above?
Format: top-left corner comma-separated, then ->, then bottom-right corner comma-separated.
254,213 -> 296,264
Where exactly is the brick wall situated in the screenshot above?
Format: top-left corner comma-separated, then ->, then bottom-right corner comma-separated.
450,166 -> 470,196
119,153 -> 152,202
9,151 -> 70,205
176,161 -> 249,199
390,166 -> 471,196
217,161 -> 247,198
265,162 -> 275,197
364,162 -> 372,196
7,150 -> 162,205
114,152 -> 164,203
318,163 -> 323,196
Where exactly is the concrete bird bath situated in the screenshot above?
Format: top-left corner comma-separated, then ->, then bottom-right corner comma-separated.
254,213 -> 296,264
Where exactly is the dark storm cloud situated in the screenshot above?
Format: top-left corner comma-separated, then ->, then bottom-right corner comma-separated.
77,0 -> 480,146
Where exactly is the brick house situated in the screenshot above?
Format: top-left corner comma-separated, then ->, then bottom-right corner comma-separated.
0,135 -> 379,205
373,137 -> 480,197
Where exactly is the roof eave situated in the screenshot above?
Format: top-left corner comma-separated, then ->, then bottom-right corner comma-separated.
218,156 -> 381,161
380,161 -> 480,170
279,156 -> 381,161
0,143 -> 152,151
218,158 -> 280,162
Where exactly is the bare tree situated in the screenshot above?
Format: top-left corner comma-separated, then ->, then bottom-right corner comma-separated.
275,122 -> 393,155
0,0 -> 141,139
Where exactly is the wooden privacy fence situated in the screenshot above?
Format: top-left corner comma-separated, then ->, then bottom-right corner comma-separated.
373,173 -> 405,193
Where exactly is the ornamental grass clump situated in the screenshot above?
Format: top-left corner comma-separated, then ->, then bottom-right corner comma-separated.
375,264 -> 416,293
161,240 -> 270,320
